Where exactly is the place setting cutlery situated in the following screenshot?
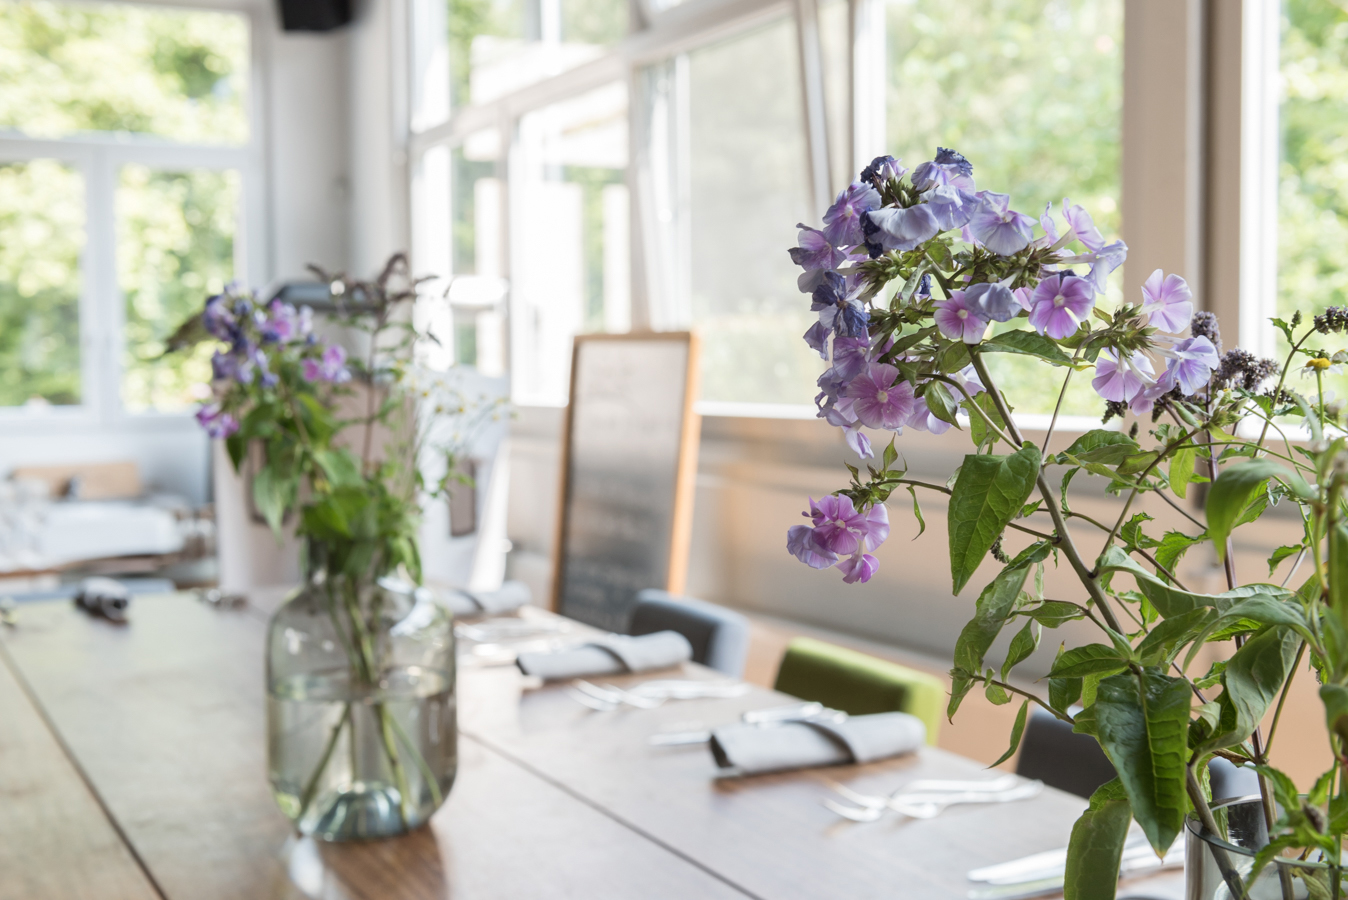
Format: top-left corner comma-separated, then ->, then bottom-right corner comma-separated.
566,678 -> 754,712
822,773 -> 1044,822
964,831 -> 1182,900
647,702 -> 842,744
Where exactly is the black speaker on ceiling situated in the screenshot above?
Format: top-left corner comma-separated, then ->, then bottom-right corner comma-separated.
277,0 -> 352,31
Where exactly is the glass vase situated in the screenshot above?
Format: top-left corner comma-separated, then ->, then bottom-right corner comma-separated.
266,572 -> 457,841
1187,796 -> 1341,900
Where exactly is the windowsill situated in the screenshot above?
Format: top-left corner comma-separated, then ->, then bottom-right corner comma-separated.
0,408 -> 201,436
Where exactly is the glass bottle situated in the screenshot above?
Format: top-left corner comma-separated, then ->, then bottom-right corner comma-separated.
266,570 -> 456,840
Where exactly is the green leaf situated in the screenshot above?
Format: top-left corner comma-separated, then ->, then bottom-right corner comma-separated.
1198,626 -> 1301,754
989,700 -> 1030,767
313,448 -> 363,488
951,555 -> 1044,677
1321,684 -> 1348,749
947,667 -> 975,721
1117,451 -> 1160,477
984,678 -> 1012,705
966,391 -> 1009,450
982,329 -> 1074,365
1026,600 -> 1085,628
1207,460 -> 1315,561
1268,544 -> 1304,577
1120,512 -> 1158,550
905,485 -> 926,539
924,381 -> 961,428
1062,779 -> 1131,900
947,444 -> 1042,594
1097,546 -> 1296,620
1135,608 -> 1215,667
1155,531 -> 1204,580
1001,621 -> 1039,681
251,466 -> 289,536
1094,669 -> 1191,854
1331,524 -> 1348,613
1049,644 -> 1131,678
1169,446 -> 1197,499
1056,430 -> 1138,466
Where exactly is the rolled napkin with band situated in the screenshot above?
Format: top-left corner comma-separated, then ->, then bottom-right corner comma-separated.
440,581 -> 532,617
709,711 -> 925,776
517,631 -> 693,681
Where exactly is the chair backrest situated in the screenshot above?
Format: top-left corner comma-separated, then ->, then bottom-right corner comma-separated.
772,637 -> 943,745
1015,708 -> 1117,798
628,590 -> 750,678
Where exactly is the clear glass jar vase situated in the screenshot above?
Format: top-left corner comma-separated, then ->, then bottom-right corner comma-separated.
1187,796 -> 1341,899
266,572 -> 457,841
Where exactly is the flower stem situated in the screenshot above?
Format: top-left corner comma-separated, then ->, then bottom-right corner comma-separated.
294,702 -> 351,830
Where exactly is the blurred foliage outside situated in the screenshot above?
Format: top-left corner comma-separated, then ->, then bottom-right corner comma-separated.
119,166 -> 238,412
885,0 -> 1123,418
0,0 -> 249,143
0,1 -> 247,410
0,160 -> 83,406
1277,0 -> 1348,402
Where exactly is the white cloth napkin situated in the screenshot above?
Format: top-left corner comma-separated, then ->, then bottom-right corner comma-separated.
709,712 -> 926,775
441,581 -> 532,617
516,631 -> 693,681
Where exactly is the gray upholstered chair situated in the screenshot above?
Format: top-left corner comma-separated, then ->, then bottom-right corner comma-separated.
1015,708 -> 1117,799
627,590 -> 751,678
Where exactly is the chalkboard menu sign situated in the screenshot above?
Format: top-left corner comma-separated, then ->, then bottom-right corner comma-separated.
552,333 -> 701,632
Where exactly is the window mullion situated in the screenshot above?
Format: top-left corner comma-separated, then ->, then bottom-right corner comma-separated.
794,0 -> 833,216
82,148 -> 122,423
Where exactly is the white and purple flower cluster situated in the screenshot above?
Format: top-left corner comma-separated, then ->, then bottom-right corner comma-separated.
194,286 -> 351,439
787,148 -> 1222,583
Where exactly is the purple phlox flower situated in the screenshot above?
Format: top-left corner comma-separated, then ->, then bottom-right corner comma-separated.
960,224 -> 977,245
1028,272 -> 1095,340
195,404 -> 239,439
965,282 -> 1020,323
251,348 -> 278,388
811,271 -> 869,338
1013,287 -> 1033,312
1154,335 -> 1220,396
924,184 -> 981,232
804,320 -> 831,358
807,494 -> 867,556
915,273 -> 933,300
1061,198 -> 1104,252
298,304 -> 314,338
1139,269 -> 1194,334
787,524 -> 838,569
863,204 -> 940,256
838,552 -> 880,584
1038,202 -> 1061,246
911,147 -> 975,192
303,344 -> 351,383
211,349 -> 253,384
1092,350 -> 1156,411
823,184 -> 881,248
860,155 -> 906,188
831,336 -> 871,381
846,363 -> 916,429
261,300 -> 301,344
951,364 -> 986,397
905,397 -> 952,435
969,192 -> 1036,256
820,399 -> 874,458
203,294 -> 237,341
934,291 -> 989,343
789,224 -> 847,272
1061,240 -> 1128,294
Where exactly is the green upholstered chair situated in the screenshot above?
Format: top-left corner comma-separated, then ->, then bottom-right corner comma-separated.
772,636 -> 944,745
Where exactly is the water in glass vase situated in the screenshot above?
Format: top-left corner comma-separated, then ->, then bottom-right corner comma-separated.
269,665 -> 457,841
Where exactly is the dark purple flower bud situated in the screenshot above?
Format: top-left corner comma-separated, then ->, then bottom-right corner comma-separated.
860,155 -> 906,188
911,147 -> 975,192
195,404 -> 239,439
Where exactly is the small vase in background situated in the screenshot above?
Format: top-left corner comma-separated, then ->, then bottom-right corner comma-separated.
267,572 -> 456,841
1186,797 -> 1338,899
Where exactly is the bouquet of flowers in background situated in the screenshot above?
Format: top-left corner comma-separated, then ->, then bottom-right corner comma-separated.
786,148 -> 1348,896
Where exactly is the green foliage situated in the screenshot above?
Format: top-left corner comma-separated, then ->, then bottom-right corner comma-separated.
1063,779 -> 1132,900
1206,460 -> 1314,561
989,700 -> 1029,768
946,443 -> 1041,594
1094,669 -> 1191,854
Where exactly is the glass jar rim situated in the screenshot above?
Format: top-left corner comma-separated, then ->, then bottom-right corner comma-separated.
1186,795 -> 1335,873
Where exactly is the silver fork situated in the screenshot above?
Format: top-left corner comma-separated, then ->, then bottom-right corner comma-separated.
824,780 -> 1043,821
827,774 -> 1022,810
571,680 -> 665,709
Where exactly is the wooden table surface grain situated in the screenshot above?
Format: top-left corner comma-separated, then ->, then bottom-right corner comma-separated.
0,593 -> 1160,900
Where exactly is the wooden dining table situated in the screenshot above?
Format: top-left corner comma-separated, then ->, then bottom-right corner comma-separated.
0,591 -> 1181,900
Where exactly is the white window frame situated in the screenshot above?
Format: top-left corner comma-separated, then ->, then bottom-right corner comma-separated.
405,0 -> 1236,433
0,0 -> 269,431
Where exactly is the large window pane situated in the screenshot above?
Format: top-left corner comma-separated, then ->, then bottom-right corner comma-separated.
0,0 -> 249,144
119,165 -> 239,412
1277,1 -> 1348,397
640,19 -> 817,407
0,159 -> 83,407
511,83 -> 628,404
884,0 -> 1123,416
411,0 -> 627,130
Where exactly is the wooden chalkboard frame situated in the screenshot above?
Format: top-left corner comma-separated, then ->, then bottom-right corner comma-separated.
550,331 -> 702,618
